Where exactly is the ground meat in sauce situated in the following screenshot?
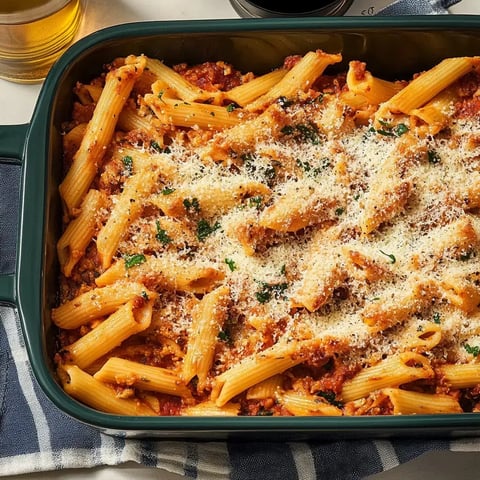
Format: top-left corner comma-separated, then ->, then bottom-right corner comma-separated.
173,61 -> 246,92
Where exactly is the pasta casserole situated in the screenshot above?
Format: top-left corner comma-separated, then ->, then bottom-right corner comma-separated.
52,49 -> 480,417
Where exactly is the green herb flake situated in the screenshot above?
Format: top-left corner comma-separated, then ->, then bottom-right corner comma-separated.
427,150 -> 441,164
335,207 -> 345,216
465,343 -> 480,357
460,250 -> 474,261
379,249 -> 396,264
432,312 -> 441,324
225,258 -> 236,272
183,197 -> 200,213
277,96 -> 293,109
141,290 -> 149,301
150,140 -> 162,152
280,125 -> 294,135
296,123 -> 321,145
249,195 -> 263,210
122,155 -> 133,176
296,159 -> 312,172
155,220 -> 172,245
161,186 -> 176,195
256,407 -> 274,416
372,121 -> 409,138
394,123 -> 409,136
315,390 -> 343,408
197,219 -> 221,242
124,253 -> 146,269
226,103 -> 236,112
218,330 -> 231,342
377,128 -> 395,137
255,281 -> 288,304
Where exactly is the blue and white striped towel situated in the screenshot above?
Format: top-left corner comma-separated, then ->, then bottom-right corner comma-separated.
375,0 -> 461,15
2,304 -> 476,479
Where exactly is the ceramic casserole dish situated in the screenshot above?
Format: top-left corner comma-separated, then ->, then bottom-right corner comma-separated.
2,16 -> 480,439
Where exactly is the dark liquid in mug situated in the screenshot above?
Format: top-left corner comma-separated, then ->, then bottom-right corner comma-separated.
249,0 -> 337,13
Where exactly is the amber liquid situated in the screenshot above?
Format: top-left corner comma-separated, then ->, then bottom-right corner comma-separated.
0,0 -> 82,83
0,0 -> 58,14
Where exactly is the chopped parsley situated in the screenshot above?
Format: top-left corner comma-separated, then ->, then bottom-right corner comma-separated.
280,125 -> 294,135
249,195 -> 263,210
296,122 -> 321,144
218,330 -> 231,342
372,120 -> 409,138
335,207 -> 345,216
150,140 -> 162,152
393,123 -> 409,136
256,407 -> 274,416
432,312 -> 441,324
296,157 -> 330,177
277,96 -> 293,109
161,186 -> 176,195
226,103 -> 237,112
123,253 -> 146,269
225,258 -> 237,271
183,197 -> 200,213
315,390 -> 343,408
122,155 -> 133,176
155,220 -> 172,245
242,153 -> 276,184
255,281 -> 288,304
281,122 -> 321,144
427,149 -> 441,164
197,219 -> 220,241
379,249 -> 396,264
459,250 -> 474,261
464,343 -> 480,357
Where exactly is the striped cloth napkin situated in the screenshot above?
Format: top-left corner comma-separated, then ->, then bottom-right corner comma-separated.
3,304 -> 477,479
375,0 -> 462,15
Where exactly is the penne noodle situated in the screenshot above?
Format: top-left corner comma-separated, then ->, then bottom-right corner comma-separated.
59,55 -> 146,215
340,352 -> 434,402
61,365 -> 156,416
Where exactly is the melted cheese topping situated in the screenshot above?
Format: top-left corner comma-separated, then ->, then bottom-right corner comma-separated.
55,54 -> 480,416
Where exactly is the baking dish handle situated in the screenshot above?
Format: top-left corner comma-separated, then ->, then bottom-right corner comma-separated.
0,124 -> 28,166
0,123 -> 29,305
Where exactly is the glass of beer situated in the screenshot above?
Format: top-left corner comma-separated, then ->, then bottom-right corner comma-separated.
0,0 -> 83,83
230,0 -> 354,17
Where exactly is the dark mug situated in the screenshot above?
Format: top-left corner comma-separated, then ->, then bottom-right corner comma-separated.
230,0 -> 354,17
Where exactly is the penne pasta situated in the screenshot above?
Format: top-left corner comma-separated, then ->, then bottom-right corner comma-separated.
59,55 -> 146,215
62,299 -> 153,369
340,352 -> 434,402
53,51 -> 480,417
94,357 -> 191,398
61,365 -> 156,416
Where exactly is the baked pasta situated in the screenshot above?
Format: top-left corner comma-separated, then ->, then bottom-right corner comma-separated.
53,50 -> 480,417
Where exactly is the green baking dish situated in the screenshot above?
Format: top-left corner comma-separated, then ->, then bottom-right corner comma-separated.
2,16 -> 480,439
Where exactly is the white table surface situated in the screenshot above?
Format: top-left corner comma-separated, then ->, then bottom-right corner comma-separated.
2,1 -> 480,479
1,0 -> 479,126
